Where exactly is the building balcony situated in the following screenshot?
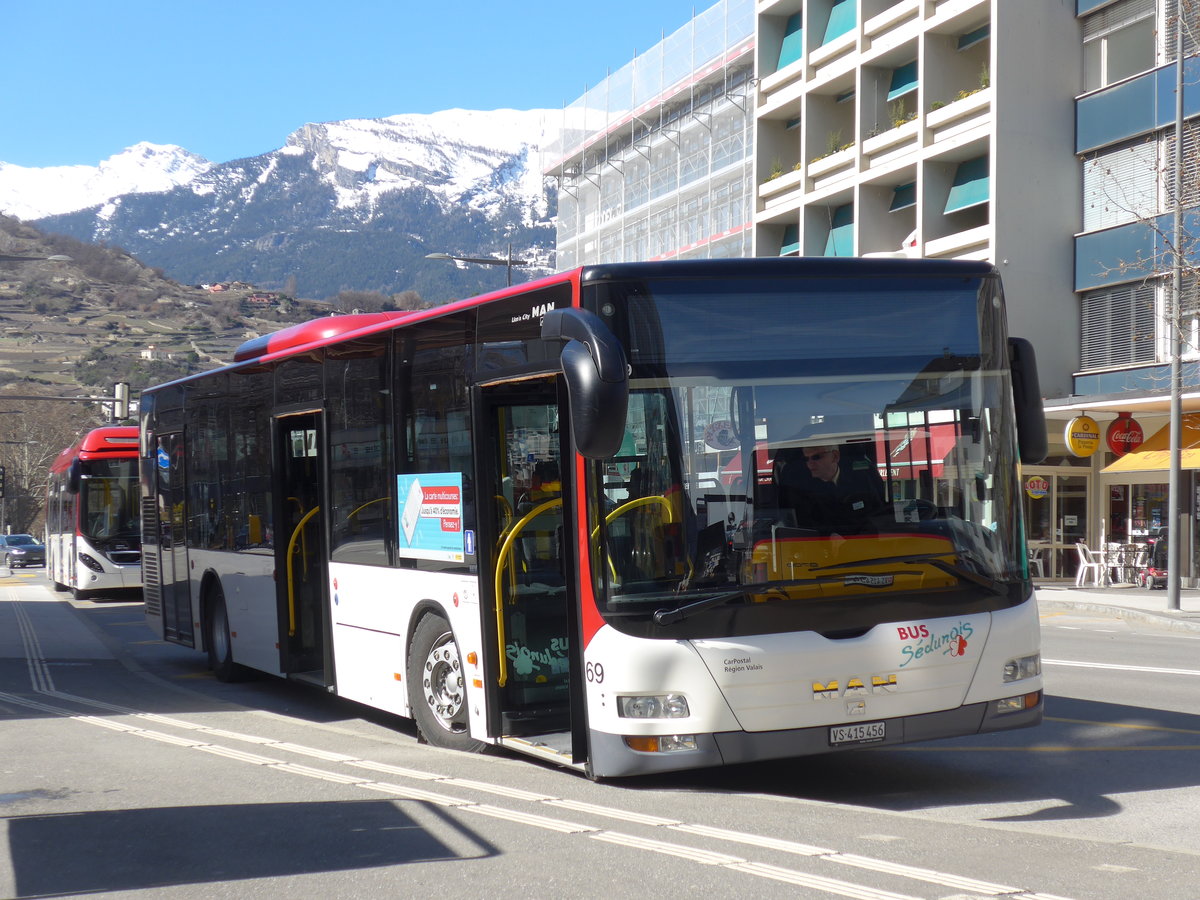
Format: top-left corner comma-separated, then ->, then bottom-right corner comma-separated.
862,0 -> 920,56
758,73 -> 807,119
863,118 -> 919,171
808,145 -> 856,192
760,56 -> 805,98
927,87 -> 992,147
925,223 -> 991,259
929,0 -> 989,27
809,30 -> 857,84
759,166 -> 805,209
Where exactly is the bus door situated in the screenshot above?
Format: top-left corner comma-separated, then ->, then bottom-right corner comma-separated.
478,379 -> 579,749
154,432 -> 193,645
273,411 -> 331,684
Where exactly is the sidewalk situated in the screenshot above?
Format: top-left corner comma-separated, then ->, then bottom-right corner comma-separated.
1035,581 -> 1200,632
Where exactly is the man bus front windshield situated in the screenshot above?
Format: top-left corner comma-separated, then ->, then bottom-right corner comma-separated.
583,268 -> 1025,639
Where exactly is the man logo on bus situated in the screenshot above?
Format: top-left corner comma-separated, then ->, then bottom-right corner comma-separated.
812,673 -> 898,699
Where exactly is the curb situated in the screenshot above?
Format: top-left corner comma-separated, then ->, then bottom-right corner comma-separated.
1037,596 -> 1200,634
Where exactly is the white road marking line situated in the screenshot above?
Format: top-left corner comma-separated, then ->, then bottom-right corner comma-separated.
468,804 -> 595,834
355,781 -> 468,807
133,729 -> 206,748
347,759 -> 443,781
829,852 -> 1019,895
592,830 -> 745,865
728,862 -> 922,900
193,745 -> 286,765
268,741 -> 360,762
270,763 -> 369,784
670,822 -> 831,856
1044,658 -> 1200,677
440,777 -> 555,802
198,727 -> 282,744
545,798 -> 680,826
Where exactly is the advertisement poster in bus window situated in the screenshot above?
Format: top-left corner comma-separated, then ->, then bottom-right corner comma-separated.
396,473 -> 464,561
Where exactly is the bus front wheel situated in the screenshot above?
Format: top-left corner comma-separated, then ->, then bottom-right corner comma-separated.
407,612 -> 485,753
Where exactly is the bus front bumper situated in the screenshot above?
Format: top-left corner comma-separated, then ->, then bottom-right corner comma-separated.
588,693 -> 1042,778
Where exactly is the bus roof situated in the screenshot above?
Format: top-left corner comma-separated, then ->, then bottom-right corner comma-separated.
144,257 -> 997,395
49,425 -> 140,474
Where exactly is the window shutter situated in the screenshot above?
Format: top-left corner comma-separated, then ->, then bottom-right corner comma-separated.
1080,283 -> 1156,369
1082,0 -> 1154,42
1082,139 -> 1159,231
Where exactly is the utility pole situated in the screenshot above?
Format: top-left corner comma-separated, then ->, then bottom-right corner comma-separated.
1167,19 -> 1184,612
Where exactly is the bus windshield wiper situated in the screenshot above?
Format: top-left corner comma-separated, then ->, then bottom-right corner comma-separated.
810,553 -> 1008,596
653,589 -> 747,626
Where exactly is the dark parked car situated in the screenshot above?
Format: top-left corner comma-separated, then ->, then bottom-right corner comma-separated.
0,533 -> 45,568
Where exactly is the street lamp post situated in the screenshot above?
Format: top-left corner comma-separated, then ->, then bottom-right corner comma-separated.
425,244 -> 530,287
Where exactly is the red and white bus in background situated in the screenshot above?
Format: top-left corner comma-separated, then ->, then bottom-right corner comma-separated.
139,258 -> 1047,778
46,426 -> 143,599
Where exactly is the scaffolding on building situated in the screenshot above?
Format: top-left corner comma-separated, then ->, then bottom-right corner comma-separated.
544,0 -> 755,269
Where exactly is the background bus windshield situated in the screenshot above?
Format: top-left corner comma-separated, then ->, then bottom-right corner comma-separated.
585,272 -> 1024,638
81,459 -> 140,541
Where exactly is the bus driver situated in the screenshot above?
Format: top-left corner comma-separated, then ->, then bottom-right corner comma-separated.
789,444 -> 885,535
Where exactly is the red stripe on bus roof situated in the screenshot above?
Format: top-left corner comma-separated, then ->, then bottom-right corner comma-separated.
233,268 -> 584,367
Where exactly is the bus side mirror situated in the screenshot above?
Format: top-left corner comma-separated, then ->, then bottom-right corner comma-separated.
67,458 -> 82,494
1008,337 -> 1047,465
542,308 -> 629,459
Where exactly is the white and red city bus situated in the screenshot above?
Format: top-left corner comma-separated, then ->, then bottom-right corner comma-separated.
46,425 -> 143,599
139,258 -> 1047,778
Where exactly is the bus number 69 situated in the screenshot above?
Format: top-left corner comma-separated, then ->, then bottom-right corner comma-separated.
586,662 -> 604,683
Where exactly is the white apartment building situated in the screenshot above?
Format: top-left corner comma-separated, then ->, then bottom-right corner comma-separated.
754,0 -> 1082,400
544,0 -> 756,268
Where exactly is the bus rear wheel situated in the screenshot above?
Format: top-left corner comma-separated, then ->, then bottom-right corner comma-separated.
207,586 -> 250,682
407,612 -> 485,753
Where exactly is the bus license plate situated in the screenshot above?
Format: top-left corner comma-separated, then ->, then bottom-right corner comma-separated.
829,721 -> 886,745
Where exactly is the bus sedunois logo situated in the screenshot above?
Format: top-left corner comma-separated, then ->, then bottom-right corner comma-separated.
812,673 -> 899,700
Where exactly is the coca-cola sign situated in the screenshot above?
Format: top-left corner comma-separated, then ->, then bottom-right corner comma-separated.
1106,412 -> 1144,456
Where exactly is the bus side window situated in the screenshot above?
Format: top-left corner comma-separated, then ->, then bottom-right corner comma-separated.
328,337 -> 392,567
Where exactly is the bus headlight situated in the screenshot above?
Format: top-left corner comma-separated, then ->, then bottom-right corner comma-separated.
1003,653 -> 1041,682
78,553 -> 105,573
617,694 -> 690,719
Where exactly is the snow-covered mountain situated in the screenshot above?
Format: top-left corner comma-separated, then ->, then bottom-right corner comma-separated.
0,142 -> 211,220
22,109 -> 561,303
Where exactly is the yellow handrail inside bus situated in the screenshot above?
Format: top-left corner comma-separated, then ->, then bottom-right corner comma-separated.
288,497 -> 310,566
494,494 -> 513,532
492,497 -> 562,687
592,494 -> 675,581
287,506 -> 320,637
345,497 -> 387,529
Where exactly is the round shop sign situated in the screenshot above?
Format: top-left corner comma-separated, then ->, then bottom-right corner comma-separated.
1105,412 -> 1144,457
1025,476 -> 1049,500
1063,415 -> 1101,458
703,420 -> 739,451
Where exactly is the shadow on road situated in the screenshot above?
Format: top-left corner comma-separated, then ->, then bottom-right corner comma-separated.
7,799 -> 495,897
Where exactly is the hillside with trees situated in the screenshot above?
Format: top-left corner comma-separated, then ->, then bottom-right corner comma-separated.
0,214 -> 431,535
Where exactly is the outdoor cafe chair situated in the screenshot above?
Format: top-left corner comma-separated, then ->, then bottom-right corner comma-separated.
1074,542 -> 1106,587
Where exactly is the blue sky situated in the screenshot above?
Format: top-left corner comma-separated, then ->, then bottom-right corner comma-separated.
4,0 -> 702,168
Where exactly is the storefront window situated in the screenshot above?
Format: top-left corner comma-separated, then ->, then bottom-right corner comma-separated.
1130,483 -> 1167,538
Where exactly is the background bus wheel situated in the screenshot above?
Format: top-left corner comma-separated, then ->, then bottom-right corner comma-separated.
207,586 -> 250,682
407,613 -> 485,753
